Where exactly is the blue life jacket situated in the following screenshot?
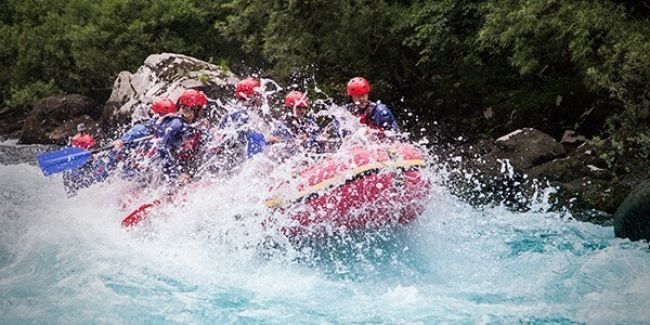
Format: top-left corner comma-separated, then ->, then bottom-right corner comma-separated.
219,109 -> 249,131
272,116 -> 324,153
155,115 -> 202,177
219,109 -> 267,158
334,101 -> 400,140
358,101 -> 400,132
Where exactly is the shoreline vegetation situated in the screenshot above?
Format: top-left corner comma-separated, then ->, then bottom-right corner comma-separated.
1,0 -> 648,238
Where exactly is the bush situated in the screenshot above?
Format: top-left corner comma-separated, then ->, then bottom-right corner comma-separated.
1,0 -> 648,155
6,80 -> 60,111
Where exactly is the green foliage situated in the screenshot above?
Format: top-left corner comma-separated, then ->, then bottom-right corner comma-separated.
0,0 -> 235,109
198,71 -> 210,85
6,80 -> 60,110
1,0 -> 649,160
216,58 -> 231,73
219,0 -> 408,91
477,0 -> 650,160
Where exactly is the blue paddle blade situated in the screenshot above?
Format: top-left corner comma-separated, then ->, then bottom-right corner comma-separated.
37,147 -> 92,176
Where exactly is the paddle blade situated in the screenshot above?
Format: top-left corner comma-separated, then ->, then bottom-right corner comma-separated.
37,147 -> 92,176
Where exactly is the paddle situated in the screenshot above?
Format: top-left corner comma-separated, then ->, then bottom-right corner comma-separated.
37,135 -> 153,176
121,182 -> 203,229
121,199 -> 162,228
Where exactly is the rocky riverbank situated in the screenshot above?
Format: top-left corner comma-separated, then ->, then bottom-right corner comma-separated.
1,53 -> 647,242
0,53 -> 237,147
433,125 -> 649,242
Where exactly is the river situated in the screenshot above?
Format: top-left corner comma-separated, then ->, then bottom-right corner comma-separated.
0,141 -> 648,324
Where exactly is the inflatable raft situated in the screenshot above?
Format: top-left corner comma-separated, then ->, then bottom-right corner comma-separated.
265,142 -> 430,235
122,142 -> 430,236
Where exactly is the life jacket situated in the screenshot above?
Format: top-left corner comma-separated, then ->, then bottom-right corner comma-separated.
154,115 -> 204,176
272,116 -> 324,154
70,133 -> 96,149
356,101 -> 400,132
219,108 -> 271,158
120,120 -> 154,142
178,130 -> 201,161
155,115 -> 196,152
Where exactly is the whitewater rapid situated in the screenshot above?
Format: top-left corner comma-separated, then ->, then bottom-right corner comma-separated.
1,160 -> 649,323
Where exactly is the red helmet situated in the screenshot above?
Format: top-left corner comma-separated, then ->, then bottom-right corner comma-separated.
235,78 -> 261,100
346,77 -> 371,96
177,89 -> 207,109
151,98 -> 176,115
284,91 -> 310,109
71,134 -> 96,149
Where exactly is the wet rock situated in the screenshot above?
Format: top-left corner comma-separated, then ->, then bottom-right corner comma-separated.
560,130 -> 586,147
574,100 -> 623,136
489,128 -> 566,170
445,128 -> 562,180
519,143 -> 621,223
555,178 -> 627,223
0,106 -> 26,136
526,144 -> 610,182
19,95 -> 99,145
441,129 -> 626,222
440,129 -> 565,211
101,53 -> 239,127
614,180 -> 650,242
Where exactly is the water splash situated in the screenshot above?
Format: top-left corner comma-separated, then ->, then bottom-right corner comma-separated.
1,81 -> 649,323
1,157 -> 649,323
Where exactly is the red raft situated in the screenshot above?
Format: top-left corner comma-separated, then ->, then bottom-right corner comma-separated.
265,142 -> 431,235
122,142 -> 431,235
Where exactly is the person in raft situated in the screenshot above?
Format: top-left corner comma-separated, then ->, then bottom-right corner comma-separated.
62,123 -> 101,195
153,89 -> 209,184
268,90 -> 326,155
113,98 -> 177,149
106,98 -> 178,180
217,77 -> 270,159
345,77 -> 400,132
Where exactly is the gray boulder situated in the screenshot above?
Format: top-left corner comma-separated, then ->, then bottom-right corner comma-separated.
526,144 -> 611,183
463,128 -> 566,181
0,142 -> 60,166
488,128 -> 566,171
614,181 -> 650,242
101,53 -> 239,127
442,128 -> 565,210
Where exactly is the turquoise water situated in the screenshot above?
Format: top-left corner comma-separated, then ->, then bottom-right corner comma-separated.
0,164 -> 649,324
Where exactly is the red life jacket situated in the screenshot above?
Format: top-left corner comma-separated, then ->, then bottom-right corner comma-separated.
358,110 -> 381,130
178,130 -> 201,161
